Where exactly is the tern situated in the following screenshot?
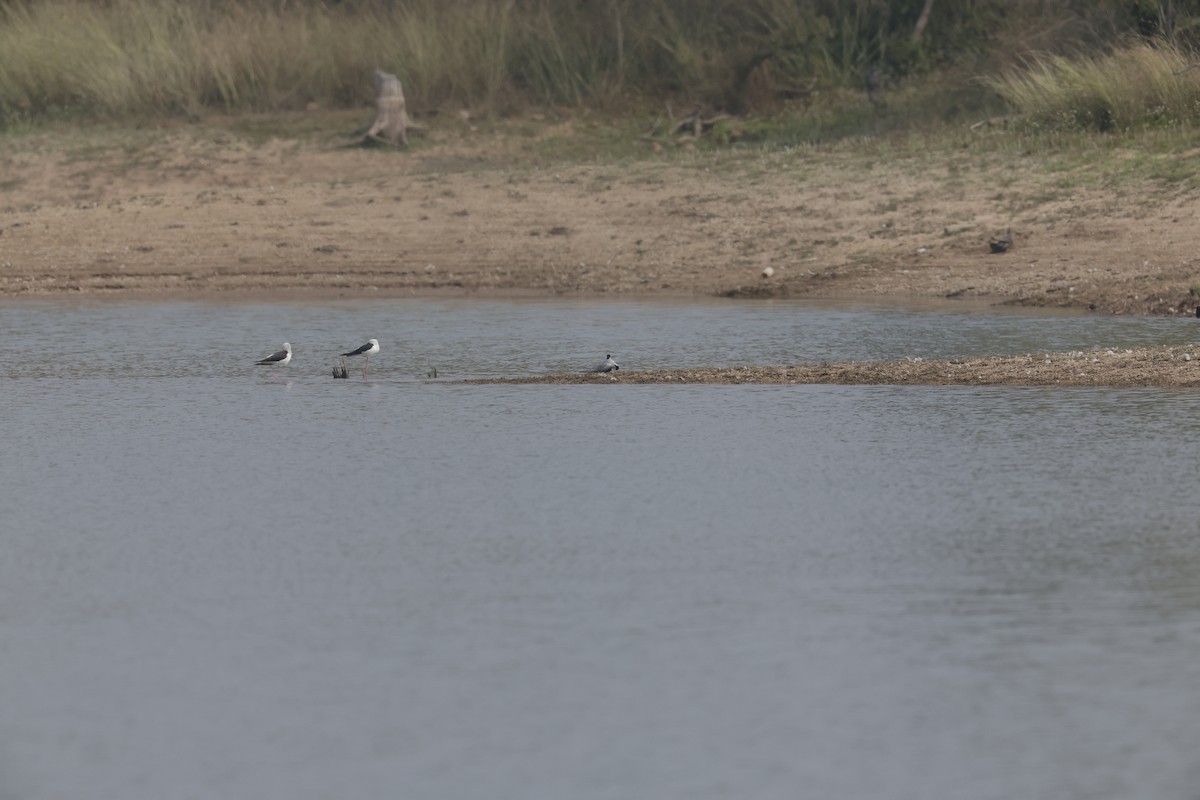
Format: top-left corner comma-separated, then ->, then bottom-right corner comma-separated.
587,354 -> 620,373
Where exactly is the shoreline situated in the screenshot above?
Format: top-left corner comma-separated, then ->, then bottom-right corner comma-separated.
3,117 -> 1200,316
471,346 -> 1200,388
0,284 -> 1088,316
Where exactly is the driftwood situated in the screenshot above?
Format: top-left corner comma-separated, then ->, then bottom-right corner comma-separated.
970,116 -> 1011,131
364,69 -> 411,147
670,106 -> 735,137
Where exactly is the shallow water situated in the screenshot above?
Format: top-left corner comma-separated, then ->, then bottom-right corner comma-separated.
1,295 -> 1195,380
3,298 -> 1200,800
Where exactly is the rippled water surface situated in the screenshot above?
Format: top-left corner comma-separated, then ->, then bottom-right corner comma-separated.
3,298 -> 1200,800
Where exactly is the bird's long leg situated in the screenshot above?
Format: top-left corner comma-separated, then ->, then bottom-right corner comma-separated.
364,354 -> 369,381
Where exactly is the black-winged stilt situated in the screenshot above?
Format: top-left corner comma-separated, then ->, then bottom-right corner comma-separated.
341,339 -> 380,379
255,342 -> 292,380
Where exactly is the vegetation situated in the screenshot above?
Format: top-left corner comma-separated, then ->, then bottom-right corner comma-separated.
0,0 -> 1197,136
989,41 -> 1200,133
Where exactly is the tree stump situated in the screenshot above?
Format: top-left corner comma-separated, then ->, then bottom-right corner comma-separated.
365,69 -> 410,147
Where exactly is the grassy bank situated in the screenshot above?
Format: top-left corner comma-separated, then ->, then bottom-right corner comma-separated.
0,0 -> 1181,130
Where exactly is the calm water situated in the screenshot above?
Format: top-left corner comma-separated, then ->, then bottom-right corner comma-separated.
3,298 -> 1200,800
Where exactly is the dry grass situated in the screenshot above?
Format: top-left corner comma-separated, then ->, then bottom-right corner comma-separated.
0,0 -> 1165,128
0,0 -> 568,119
988,41 -> 1200,132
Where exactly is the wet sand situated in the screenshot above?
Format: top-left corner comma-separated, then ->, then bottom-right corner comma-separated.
475,346 -> 1200,387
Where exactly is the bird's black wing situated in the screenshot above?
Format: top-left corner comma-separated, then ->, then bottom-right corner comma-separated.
342,342 -> 371,356
256,349 -> 287,364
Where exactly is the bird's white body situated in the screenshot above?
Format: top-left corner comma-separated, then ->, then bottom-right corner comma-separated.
256,342 -> 292,367
341,338 -> 380,379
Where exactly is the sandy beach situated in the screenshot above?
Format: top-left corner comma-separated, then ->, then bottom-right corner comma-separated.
3,112 -> 1198,385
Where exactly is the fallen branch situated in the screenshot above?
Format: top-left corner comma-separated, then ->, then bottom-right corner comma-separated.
670,107 -> 735,137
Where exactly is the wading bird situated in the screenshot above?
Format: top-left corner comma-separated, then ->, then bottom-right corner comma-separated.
342,338 -> 380,379
255,342 -> 292,381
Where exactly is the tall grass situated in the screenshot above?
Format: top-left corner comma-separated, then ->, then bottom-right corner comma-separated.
0,0 -> 349,118
988,41 -> 1200,132
0,0 -> 1187,127
0,0 -> 535,120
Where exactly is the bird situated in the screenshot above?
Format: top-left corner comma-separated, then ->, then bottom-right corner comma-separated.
586,354 -> 620,374
989,228 -> 1013,253
341,338 -> 380,379
255,342 -> 292,380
